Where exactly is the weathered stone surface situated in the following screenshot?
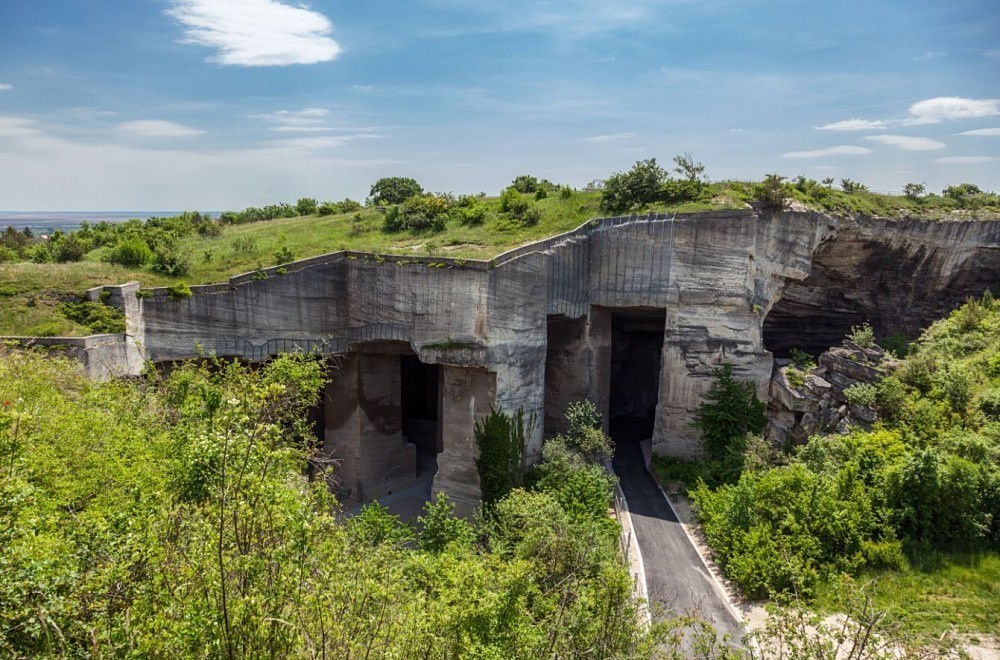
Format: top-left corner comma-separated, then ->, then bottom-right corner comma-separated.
25,211 -> 1000,505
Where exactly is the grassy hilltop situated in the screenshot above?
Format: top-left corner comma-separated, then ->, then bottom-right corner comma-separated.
2,162 -> 999,337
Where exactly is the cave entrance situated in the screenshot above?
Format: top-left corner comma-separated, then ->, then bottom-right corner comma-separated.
609,309 -> 665,444
400,354 -> 441,480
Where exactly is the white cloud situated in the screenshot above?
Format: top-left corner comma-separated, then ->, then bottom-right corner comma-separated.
934,156 -> 1000,164
914,51 -> 945,61
959,127 -> 1000,136
906,97 -> 1000,124
817,119 -> 889,131
0,116 -> 42,138
781,145 -> 871,158
0,83 -> 12,91
118,120 -> 205,138
864,135 -> 945,151
251,107 -> 331,131
819,97 -> 1000,134
583,133 -> 635,142
166,0 -> 341,66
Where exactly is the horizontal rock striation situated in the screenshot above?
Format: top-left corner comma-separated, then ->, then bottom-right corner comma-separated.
16,210 -> 999,506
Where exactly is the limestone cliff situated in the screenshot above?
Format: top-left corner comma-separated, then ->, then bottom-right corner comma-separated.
16,210 -> 999,508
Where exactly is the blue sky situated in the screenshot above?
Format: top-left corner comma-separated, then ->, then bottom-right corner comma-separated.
0,0 -> 998,210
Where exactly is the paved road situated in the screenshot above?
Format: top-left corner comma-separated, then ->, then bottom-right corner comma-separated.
611,418 -> 744,645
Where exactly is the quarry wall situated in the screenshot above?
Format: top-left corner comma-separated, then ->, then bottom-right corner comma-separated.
10,210 -> 999,510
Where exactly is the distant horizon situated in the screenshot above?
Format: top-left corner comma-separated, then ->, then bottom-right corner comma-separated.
1,2 -> 996,209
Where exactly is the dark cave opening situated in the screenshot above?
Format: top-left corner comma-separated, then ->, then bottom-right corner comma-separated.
400,354 -> 440,477
609,309 -> 665,442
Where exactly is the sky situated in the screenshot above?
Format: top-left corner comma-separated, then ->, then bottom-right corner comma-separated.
0,0 -> 998,211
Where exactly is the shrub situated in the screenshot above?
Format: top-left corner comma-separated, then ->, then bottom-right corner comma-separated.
498,189 -> 540,227
564,400 -> 613,463
659,178 -> 703,204
231,236 -> 258,254
875,376 -> 907,422
790,348 -> 816,370
57,300 -> 126,334
167,282 -> 192,299
150,247 -> 191,276
978,389 -> 1000,420
273,246 -> 294,264
599,158 -> 667,213
510,174 -> 540,193
847,321 -> 876,348
0,246 -> 18,263
416,493 -> 473,554
106,239 -> 153,268
692,364 -> 767,462
475,407 -> 525,511
751,174 -> 789,209
295,197 -> 318,216
383,195 -> 449,232
843,383 -> 877,408
932,365 -> 975,412
52,234 -> 87,262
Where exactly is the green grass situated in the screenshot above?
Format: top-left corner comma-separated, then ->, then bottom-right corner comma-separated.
815,551 -> 1000,637
3,182 -> 998,337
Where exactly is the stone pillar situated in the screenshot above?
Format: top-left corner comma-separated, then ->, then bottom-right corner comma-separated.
588,306 -> 613,434
323,353 -> 416,501
433,365 -> 496,516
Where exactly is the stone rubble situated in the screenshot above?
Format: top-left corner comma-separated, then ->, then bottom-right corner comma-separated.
766,339 -> 897,446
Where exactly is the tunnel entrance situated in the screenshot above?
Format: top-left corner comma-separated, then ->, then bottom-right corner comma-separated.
400,354 -> 441,480
609,309 -> 665,442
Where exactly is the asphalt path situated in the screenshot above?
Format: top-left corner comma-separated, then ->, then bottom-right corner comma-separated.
611,417 -> 744,645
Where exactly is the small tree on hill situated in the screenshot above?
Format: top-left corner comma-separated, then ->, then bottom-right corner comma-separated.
599,158 -> 667,213
672,152 -> 706,183
368,176 -> 424,205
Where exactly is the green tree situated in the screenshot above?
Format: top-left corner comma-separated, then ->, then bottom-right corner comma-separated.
599,158 -> 667,213
368,176 -> 424,205
295,197 -> 318,216
510,174 -> 540,193
673,152 -> 706,183
751,174 -> 789,210
692,364 -> 766,463
903,182 -> 926,199
475,407 -> 526,511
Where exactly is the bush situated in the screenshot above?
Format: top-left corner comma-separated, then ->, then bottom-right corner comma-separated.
383,195 -> 449,232
497,189 -> 540,227
52,234 -> 87,262
843,383 -> 877,408
57,300 -> 126,334
415,493 -> 473,554
150,247 -> 191,277
659,178 -> 703,204
273,246 -> 294,265
475,407 -> 525,511
751,174 -> 790,210
0,245 -> 18,263
692,364 -> 766,462
599,158 -> 667,213
295,197 -> 318,216
106,239 -> 153,268
847,322 -> 876,348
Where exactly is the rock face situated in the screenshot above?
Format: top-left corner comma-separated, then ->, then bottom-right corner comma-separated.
28,211 -> 1000,509
764,217 -> 1000,356
767,340 -> 893,446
